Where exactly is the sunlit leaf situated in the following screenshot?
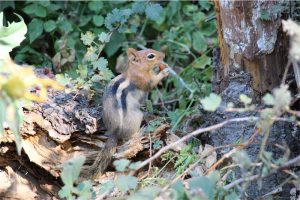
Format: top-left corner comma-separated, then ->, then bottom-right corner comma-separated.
99,180 -> 114,194
98,32 -> 111,43
145,3 -> 163,21
128,187 -> 161,200
239,94 -> 252,105
113,159 -> 130,172
76,181 -> 94,200
262,93 -> 275,106
0,12 -> 27,53
200,93 -> 221,112
116,175 -> 138,193
81,31 -> 95,46
128,161 -> 141,170
188,176 -> 214,199
93,57 -> 108,70
60,156 -> 85,187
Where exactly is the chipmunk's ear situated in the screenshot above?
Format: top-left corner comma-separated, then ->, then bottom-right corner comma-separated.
127,48 -> 140,63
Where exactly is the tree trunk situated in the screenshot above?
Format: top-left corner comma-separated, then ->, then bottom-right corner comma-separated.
213,0 -> 292,96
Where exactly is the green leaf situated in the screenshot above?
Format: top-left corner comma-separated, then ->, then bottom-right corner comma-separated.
113,159 -> 130,172
77,64 -> 88,77
200,93 -> 221,112
58,19 -> 72,33
191,54 -> 211,69
98,32 -> 111,43
60,156 -> 85,187
192,12 -> 206,23
183,4 -> 198,16
44,20 -> 56,32
0,12 -> 27,53
99,180 -> 114,194
188,176 -> 214,199
128,161 -> 142,170
201,22 -> 216,36
199,0 -> 213,11
115,175 -> 138,193
38,1 -> 50,7
104,32 -> 125,57
128,187 -> 161,200
273,84 -> 291,111
55,74 -> 71,86
145,3 -> 163,21
239,94 -> 252,105
93,57 -> 108,70
88,1 -> 103,13
167,109 -> 185,127
262,93 -> 275,106
28,18 -> 43,43
76,181 -> 93,200
99,66 -> 114,81
91,74 -> 102,82
58,185 -> 73,200
11,103 -> 23,155
93,15 -> 104,27
171,181 -> 187,200
192,31 -> 207,52
132,2 -> 146,14
81,31 -> 95,46
225,191 -> 238,200
79,15 -> 91,27
105,8 -> 130,31
23,4 -> 47,18
47,3 -> 62,12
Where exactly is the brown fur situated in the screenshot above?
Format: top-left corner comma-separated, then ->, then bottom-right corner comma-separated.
125,48 -> 167,91
84,48 -> 168,179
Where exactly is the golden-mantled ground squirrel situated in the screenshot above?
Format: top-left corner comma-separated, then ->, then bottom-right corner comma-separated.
87,48 -> 169,178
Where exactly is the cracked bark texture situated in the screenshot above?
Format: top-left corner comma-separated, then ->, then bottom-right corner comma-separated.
213,0 -> 292,96
0,88 -> 169,199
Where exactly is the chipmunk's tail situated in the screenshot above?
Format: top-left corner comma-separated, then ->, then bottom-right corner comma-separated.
87,137 -> 118,179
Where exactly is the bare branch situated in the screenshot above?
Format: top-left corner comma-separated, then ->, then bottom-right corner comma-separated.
223,154 -> 300,190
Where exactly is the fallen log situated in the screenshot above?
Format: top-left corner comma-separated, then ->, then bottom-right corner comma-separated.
0,87 -> 170,198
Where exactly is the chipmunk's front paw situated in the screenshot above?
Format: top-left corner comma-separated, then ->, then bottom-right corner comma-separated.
160,68 -> 169,77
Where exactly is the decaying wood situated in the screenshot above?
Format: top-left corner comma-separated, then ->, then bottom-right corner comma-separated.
213,0 -> 292,95
0,88 -> 170,198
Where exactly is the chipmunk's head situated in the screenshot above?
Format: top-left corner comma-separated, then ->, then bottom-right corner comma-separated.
127,48 -> 165,72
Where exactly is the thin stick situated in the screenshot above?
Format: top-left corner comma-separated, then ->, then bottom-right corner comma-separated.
281,59 -> 291,85
147,133 -> 152,177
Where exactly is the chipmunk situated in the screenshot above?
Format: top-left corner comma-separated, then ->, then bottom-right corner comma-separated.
87,48 -> 169,178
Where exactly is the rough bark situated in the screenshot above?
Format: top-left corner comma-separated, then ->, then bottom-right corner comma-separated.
213,0 -> 291,96
0,89 -> 169,198
209,1 -> 299,198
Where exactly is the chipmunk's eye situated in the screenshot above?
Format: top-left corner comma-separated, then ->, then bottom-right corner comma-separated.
147,53 -> 155,60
